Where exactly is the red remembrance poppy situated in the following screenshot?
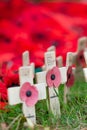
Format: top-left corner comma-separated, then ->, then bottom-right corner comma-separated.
3,64 -> 19,88
66,66 -> 75,88
46,66 -> 61,88
0,102 -> 7,110
0,81 -> 7,101
20,82 -> 38,107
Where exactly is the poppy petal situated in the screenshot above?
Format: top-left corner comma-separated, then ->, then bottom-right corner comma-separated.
25,85 -> 38,107
20,82 -> 38,106
66,74 -> 74,87
46,67 -> 61,87
20,82 -> 30,101
46,69 -> 54,87
77,50 -> 86,68
52,67 -> 61,87
66,66 -> 75,87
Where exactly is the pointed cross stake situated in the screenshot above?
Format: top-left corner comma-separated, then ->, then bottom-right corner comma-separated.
36,51 -> 67,116
8,52 -> 46,129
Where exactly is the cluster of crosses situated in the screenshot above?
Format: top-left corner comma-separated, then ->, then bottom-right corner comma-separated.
7,37 -> 87,128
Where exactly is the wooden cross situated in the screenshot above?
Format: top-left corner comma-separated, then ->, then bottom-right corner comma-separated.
8,51 -> 46,128
64,37 -> 87,103
36,51 -> 67,116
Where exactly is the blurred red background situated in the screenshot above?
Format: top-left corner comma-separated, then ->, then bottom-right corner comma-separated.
0,0 -> 87,108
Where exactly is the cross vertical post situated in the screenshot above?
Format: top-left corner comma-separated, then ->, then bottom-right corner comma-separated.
64,52 -> 75,104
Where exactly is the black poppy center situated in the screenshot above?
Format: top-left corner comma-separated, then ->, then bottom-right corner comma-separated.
68,74 -> 71,79
36,33 -> 45,40
0,76 -> 3,81
79,55 -> 83,60
51,74 -> 55,80
26,91 -> 32,97
5,37 -> 11,43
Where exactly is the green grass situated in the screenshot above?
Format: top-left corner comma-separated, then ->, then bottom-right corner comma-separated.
0,81 -> 87,130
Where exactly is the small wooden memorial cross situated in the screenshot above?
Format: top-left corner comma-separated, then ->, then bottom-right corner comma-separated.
8,51 -> 46,128
64,52 -> 75,104
64,37 -> 87,103
36,51 -> 67,116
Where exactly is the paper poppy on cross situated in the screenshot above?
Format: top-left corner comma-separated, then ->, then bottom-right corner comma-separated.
46,66 -> 61,88
66,66 -> 75,88
76,50 -> 86,68
20,82 -> 38,107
